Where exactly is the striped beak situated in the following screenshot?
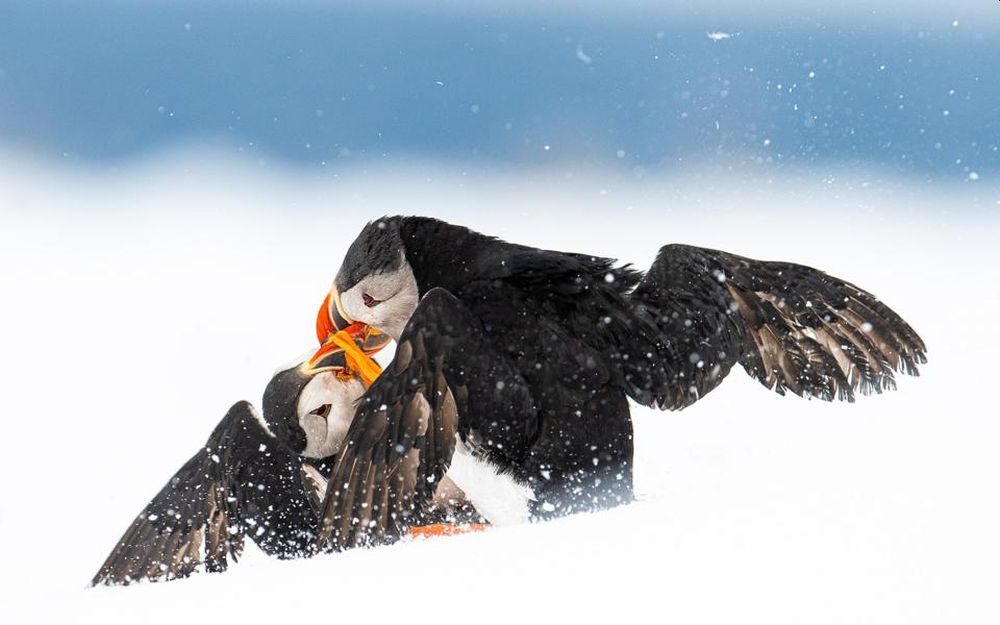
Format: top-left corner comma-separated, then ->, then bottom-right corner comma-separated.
314,290 -> 355,345
310,289 -> 391,385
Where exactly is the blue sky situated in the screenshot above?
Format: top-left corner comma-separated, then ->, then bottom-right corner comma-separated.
0,1 -> 996,180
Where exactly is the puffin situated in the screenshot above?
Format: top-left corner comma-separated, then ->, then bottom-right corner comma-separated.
90,333 -> 485,586
311,216 -> 927,550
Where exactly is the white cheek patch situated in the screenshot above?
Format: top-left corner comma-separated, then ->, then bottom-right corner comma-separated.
444,436 -> 535,527
340,254 -> 419,340
339,286 -> 370,325
296,373 -> 365,458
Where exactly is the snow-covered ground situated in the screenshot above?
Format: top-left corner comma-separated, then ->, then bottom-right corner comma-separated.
1,150 -> 997,624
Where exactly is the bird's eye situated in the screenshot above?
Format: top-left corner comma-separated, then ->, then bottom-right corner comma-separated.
309,404 -> 332,419
362,293 -> 382,308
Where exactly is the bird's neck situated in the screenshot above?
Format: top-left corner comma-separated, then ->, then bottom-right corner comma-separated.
398,218 -> 506,295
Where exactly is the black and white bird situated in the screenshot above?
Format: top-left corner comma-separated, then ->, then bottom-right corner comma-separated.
313,216 -> 927,549
89,349 -> 363,586
91,344 -> 497,586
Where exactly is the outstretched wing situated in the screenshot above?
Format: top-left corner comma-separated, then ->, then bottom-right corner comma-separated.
317,288 -> 535,551
629,244 -> 927,410
91,402 -> 321,586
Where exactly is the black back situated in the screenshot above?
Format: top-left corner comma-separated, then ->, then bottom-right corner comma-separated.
393,217 -> 646,512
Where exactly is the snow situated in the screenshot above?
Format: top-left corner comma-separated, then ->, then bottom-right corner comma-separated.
1,149 -> 998,624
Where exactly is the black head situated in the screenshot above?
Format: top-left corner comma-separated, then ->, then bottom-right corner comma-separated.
261,365 -> 312,455
335,217 -> 405,293
323,216 -> 497,342
261,349 -> 364,459
324,216 -> 421,341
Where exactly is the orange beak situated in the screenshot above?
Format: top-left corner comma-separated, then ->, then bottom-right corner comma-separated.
314,292 -> 337,345
314,290 -> 358,344
310,289 -> 390,387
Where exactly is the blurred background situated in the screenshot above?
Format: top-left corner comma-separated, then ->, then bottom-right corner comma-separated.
1,0 -> 997,182
1,2 -> 998,623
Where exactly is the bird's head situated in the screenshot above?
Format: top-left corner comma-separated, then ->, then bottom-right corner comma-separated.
314,218 -> 420,356
261,348 -> 367,459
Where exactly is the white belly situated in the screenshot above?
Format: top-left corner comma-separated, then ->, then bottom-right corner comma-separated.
443,435 -> 535,527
